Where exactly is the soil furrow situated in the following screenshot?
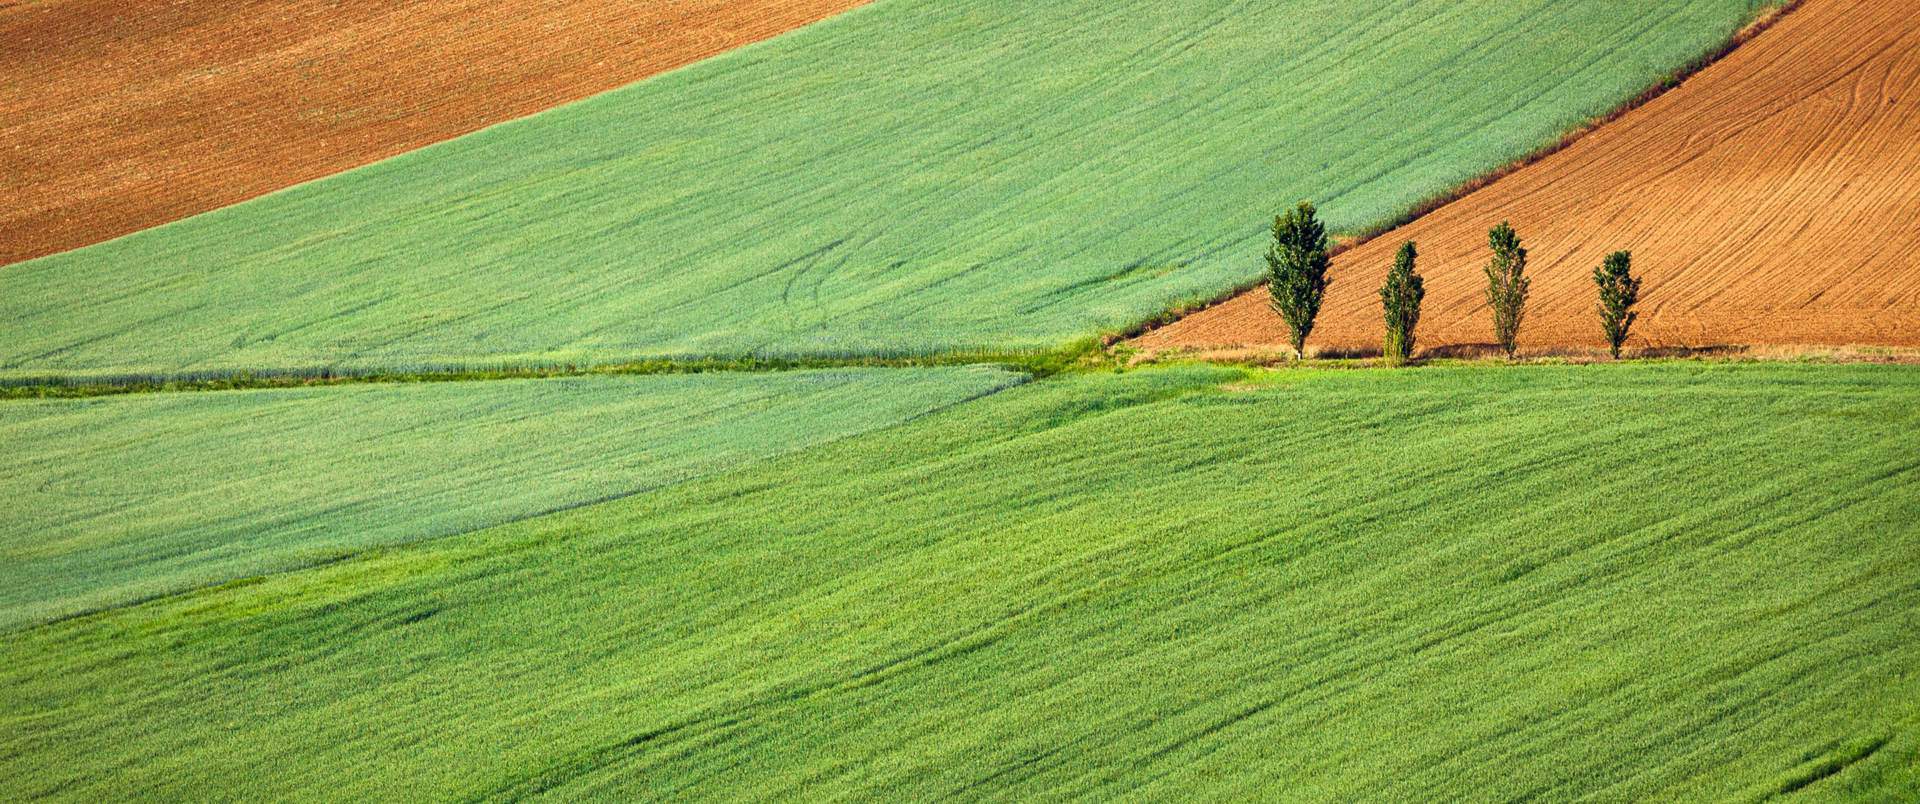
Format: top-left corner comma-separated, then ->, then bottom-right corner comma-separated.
1136,0 -> 1920,354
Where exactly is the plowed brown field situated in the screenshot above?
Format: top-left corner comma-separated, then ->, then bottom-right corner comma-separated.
0,0 -> 868,265
1138,0 -> 1920,355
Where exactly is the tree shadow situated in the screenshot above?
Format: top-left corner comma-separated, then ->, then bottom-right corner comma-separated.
1634,344 -> 1749,359
1419,343 -> 1508,360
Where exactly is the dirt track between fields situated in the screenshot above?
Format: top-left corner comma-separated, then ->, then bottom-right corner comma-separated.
1137,0 -> 1920,354
0,0 -> 869,265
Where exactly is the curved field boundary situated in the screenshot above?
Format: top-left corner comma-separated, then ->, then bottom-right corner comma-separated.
0,366 -> 1020,630
0,0 -> 1772,380
1138,0 -> 1920,355
0,0 -> 871,265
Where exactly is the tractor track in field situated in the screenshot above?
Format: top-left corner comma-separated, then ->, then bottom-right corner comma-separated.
0,0 -> 871,265
1134,0 -> 1920,355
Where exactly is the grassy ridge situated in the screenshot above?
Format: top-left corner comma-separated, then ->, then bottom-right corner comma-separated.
0,366 -> 1020,629
0,0 -> 1772,379
5,363 -> 1916,798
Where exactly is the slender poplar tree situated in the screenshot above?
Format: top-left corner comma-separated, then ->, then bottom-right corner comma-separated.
1378,241 -> 1424,366
1593,250 -> 1641,359
1484,222 -> 1530,358
1266,201 -> 1332,358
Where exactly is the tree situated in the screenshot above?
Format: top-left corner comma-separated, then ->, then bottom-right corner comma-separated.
1483,222 -> 1530,358
1266,201 -> 1332,358
1593,250 -> 1640,359
1378,241 -> 1424,366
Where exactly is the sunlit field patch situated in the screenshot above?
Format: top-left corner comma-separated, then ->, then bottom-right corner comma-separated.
6,362 -> 1915,799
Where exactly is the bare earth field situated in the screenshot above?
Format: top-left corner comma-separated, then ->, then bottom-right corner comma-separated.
1137,0 -> 1920,355
0,0 -> 868,265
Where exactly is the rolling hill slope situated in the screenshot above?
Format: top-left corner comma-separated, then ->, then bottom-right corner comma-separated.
0,367 -> 1018,629
1138,0 -> 1920,355
0,0 -> 871,265
5,363 -> 1917,798
0,0 -> 1775,380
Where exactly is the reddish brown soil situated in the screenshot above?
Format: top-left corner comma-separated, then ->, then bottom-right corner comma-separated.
1137,0 -> 1920,355
0,0 -> 869,265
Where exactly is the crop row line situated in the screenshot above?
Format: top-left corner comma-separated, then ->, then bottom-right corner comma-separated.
0,342 -> 1104,401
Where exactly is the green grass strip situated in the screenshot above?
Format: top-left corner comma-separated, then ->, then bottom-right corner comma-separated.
0,366 -> 1023,629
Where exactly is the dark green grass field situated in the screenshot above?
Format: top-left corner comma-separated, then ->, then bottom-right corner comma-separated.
0,0 -> 1774,379
0,367 -> 1019,630
6,362 -> 1916,799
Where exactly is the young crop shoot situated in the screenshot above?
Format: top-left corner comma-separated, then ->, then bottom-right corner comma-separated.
1483,222 -> 1531,358
1378,241 -> 1425,366
1266,201 -> 1332,358
1593,250 -> 1641,359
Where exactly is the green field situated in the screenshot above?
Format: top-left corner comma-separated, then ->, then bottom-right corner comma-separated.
0,366 -> 1020,629
7,362 -> 1916,799
0,0 -> 1774,380
6,1 -> 1903,797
